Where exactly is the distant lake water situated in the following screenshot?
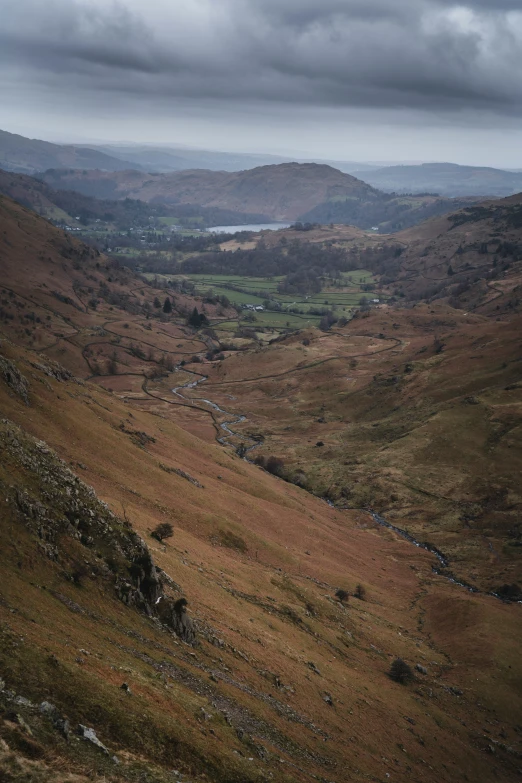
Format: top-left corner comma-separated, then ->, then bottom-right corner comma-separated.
207,222 -> 292,234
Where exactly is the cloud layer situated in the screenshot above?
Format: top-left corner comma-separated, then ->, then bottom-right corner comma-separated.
2,0 -> 522,115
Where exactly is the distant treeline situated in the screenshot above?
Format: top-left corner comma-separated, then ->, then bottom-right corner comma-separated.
120,233 -> 406,293
180,238 -> 405,293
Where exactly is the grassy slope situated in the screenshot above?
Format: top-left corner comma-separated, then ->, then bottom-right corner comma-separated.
197,305 -> 522,592
0,195 -> 521,781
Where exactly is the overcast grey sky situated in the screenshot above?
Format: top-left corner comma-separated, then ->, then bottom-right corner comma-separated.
2,0 -> 522,165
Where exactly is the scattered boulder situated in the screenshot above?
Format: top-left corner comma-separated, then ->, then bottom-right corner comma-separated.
415,664 -> 428,675
77,724 -> 110,755
39,701 -> 70,739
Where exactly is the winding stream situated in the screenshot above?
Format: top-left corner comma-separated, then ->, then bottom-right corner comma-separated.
171,369 -> 515,604
172,372 -> 261,451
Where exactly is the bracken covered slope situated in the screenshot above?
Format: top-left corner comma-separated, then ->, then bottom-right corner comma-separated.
0,196 -> 521,782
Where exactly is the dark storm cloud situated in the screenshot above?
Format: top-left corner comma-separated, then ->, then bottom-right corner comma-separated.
2,0 -> 522,115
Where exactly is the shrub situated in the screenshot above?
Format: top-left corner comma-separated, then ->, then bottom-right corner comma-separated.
265,456 -> 285,477
151,522 -> 174,542
354,584 -> 366,600
70,561 -> 90,586
389,658 -> 413,684
335,589 -> 349,603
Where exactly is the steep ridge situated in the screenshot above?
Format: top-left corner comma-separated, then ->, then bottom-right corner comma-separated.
0,197 -> 521,782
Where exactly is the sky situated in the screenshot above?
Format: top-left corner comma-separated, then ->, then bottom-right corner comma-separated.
2,0 -> 522,166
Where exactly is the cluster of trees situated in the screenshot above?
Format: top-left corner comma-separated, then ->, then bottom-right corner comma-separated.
187,307 -> 208,329
181,239 -> 377,295
290,221 -> 320,231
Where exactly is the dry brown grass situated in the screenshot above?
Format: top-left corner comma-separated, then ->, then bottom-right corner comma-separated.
0,197 -> 521,782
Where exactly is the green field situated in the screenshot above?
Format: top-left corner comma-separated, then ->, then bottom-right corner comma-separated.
149,270 -> 381,333
214,311 -> 322,331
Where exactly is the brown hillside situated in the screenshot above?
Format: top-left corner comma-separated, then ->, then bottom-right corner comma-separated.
40,163 -> 377,221
390,195 -> 522,312
0,196 -> 521,782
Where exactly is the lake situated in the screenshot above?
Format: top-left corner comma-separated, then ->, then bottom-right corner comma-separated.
207,222 -> 292,234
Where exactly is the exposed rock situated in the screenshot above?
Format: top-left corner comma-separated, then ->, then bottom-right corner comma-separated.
157,596 -> 197,646
159,463 -> 204,488
415,664 -> 428,675
39,701 -> 70,739
14,695 -> 33,708
1,419 -> 195,642
7,712 -> 33,735
77,724 -> 110,755
0,355 -> 29,404
30,359 -> 76,383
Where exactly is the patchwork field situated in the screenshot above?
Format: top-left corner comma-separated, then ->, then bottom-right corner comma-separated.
147,270 -> 385,332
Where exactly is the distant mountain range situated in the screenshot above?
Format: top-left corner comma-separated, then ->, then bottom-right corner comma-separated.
353,162 -> 522,197
0,129 -> 138,174
39,163 -> 477,231
0,128 -> 377,176
88,143 -> 379,175
39,162 -> 376,222
2,129 -> 522,201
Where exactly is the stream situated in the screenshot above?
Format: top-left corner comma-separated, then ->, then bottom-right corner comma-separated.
171,370 -> 516,604
172,372 -> 261,451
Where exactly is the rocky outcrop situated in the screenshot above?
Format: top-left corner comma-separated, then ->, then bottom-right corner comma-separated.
0,354 -> 29,404
30,358 -> 76,383
0,418 -> 196,644
157,596 -> 197,646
